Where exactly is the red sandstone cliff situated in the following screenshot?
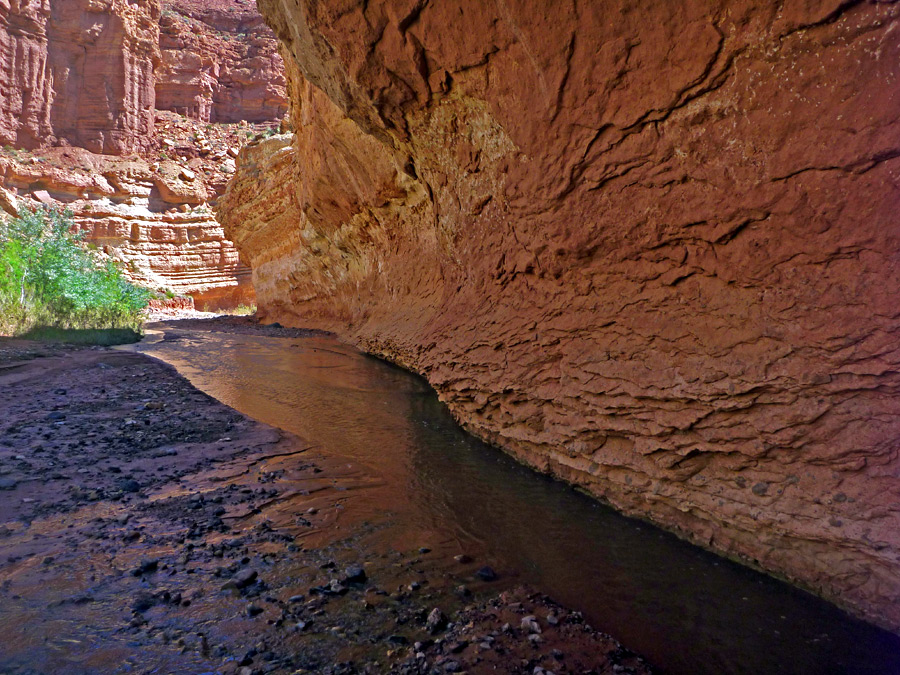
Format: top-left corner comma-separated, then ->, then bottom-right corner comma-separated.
220,0 -> 900,631
156,0 -> 287,123
0,0 -> 160,154
1,0 -> 284,309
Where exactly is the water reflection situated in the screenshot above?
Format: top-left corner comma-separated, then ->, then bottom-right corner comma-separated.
131,323 -> 900,675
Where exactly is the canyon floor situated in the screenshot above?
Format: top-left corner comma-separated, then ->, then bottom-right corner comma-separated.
0,327 -> 650,675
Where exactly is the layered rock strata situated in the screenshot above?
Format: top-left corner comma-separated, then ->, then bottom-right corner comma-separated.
220,0 -> 900,631
0,0 -> 160,154
1,138 -> 254,310
1,0 -> 285,309
156,0 -> 287,123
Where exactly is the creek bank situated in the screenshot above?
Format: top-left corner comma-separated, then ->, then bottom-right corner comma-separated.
220,0 -> 900,631
0,334 -> 650,675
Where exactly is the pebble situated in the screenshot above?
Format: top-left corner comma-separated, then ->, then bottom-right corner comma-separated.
118,479 -> 140,493
475,566 -> 498,581
342,565 -> 367,584
246,603 -> 263,617
453,554 -> 472,564
426,607 -> 448,634
131,592 -> 155,612
131,558 -> 159,576
521,616 -> 541,634
328,579 -> 347,595
230,568 -> 258,589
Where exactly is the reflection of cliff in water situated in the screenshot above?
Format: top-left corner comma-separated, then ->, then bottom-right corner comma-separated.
402,392 -> 900,674
131,322 -> 900,675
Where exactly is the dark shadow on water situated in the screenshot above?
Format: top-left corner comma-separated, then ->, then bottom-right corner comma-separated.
22,326 -> 142,345
405,393 -> 900,675
130,322 -> 900,675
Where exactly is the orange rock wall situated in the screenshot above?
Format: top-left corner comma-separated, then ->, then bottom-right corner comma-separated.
221,0 -> 900,631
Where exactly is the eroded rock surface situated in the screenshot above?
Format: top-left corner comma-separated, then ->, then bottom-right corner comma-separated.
220,0 -> 900,631
1,0 -> 286,309
156,0 -> 287,123
0,0 -> 160,154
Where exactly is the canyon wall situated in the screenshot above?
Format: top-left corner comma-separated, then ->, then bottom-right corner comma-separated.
0,0 -> 160,154
156,0 -> 287,123
0,140 -> 254,310
220,0 -> 900,631
0,0 -> 284,309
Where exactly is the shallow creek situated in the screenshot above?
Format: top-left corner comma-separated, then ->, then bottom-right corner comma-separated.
129,321 -> 900,675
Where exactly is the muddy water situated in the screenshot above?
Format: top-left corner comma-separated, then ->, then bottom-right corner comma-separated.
131,322 -> 900,675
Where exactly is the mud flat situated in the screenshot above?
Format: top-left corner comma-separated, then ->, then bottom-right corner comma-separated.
0,336 -> 649,675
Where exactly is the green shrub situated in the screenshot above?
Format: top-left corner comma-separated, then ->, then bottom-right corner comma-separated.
230,304 -> 257,316
0,207 -> 150,335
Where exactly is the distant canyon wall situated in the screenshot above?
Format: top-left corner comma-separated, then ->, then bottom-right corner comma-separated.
156,0 -> 287,124
0,0 -> 286,153
220,0 -> 900,631
0,147 -> 254,311
0,0 -> 159,155
0,0 -> 283,309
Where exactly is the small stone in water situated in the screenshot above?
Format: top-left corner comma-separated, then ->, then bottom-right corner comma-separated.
475,566 -> 497,581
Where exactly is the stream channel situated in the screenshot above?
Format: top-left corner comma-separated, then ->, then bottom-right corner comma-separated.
129,320 -> 900,675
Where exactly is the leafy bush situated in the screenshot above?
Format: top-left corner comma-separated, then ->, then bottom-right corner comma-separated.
0,207 -> 150,335
231,304 -> 257,316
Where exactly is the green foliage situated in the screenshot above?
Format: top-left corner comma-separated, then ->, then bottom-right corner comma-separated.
230,304 -> 257,316
0,207 -> 150,335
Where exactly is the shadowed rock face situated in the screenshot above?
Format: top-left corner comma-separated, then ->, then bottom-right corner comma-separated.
0,0 -> 160,154
219,0 -> 900,631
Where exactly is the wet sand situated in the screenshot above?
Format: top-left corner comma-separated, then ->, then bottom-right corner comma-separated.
0,335 -> 650,675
